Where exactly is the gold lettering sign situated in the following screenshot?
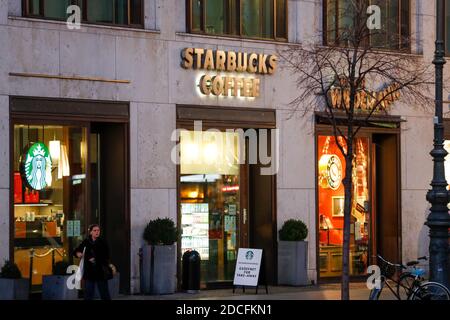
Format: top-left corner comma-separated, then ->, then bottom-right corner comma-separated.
181,48 -> 277,98
328,79 -> 401,111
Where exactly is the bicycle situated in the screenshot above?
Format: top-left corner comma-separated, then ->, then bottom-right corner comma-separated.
396,256 -> 428,300
369,255 -> 450,300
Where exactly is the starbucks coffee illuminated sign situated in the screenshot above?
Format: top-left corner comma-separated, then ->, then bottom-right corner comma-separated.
21,142 -> 52,190
181,48 -> 277,98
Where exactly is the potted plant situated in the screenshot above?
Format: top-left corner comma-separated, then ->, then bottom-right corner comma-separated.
277,219 -> 309,286
42,259 -> 78,300
141,218 -> 179,294
0,260 -> 29,300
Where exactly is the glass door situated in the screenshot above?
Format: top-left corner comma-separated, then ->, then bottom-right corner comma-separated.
179,130 -> 248,286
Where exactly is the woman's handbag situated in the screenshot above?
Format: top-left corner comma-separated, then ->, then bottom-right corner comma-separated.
75,247 -> 86,282
103,264 -> 114,280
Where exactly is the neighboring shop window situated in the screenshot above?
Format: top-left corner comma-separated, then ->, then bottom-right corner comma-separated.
444,141 -> 450,192
187,0 -> 287,40
445,0 -> 450,55
324,0 -> 410,51
13,124 -> 87,287
179,130 -> 241,285
24,0 -> 143,27
317,136 -> 370,278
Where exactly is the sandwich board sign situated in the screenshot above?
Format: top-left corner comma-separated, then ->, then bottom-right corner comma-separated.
233,248 -> 262,287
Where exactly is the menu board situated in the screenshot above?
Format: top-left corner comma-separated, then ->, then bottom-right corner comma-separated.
181,203 -> 209,260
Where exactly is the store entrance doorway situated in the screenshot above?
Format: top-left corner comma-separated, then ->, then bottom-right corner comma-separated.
90,123 -> 130,293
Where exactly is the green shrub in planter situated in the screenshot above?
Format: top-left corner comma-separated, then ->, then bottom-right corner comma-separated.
142,218 -> 179,294
143,218 -> 179,245
278,220 -> 309,286
0,260 -> 22,279
279,219 -> 308,241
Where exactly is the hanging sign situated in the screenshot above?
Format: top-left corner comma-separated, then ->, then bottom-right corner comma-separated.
233,248 -> 262,287
21,142 -> 52,191
181,48 -> 277,98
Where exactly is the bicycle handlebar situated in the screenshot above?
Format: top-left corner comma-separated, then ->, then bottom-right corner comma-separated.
376,254 -> 406,269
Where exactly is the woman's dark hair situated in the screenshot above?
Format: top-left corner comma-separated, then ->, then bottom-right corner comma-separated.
88,224 -> 100,233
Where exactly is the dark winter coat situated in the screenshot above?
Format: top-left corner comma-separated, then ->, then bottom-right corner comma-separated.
73,237 -> 110,281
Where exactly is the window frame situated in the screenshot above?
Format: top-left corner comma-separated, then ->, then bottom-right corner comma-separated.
23,0 -> 144,29
186,0 -> 288,42
323,0 -> 411,52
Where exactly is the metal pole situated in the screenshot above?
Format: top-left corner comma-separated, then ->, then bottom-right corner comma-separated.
29,248 -> 34,293
426,0 -> 450,288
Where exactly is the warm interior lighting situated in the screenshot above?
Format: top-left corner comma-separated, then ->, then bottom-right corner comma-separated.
58,145 -> 70,179
49,140 -> 60,163
188,191 -> 199,198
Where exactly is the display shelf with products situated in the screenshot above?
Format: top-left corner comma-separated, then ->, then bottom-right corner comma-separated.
181,203 -> 209,260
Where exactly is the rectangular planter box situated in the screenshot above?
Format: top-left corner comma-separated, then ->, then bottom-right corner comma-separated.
42,275 -> 78,300
278,241 -> 308,286
141,244 -> 176,294
0,278 -> 29,300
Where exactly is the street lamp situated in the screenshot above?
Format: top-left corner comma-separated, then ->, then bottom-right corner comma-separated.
426,0 -> 450,288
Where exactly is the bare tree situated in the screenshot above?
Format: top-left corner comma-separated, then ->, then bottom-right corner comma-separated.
279,0 -> 433,300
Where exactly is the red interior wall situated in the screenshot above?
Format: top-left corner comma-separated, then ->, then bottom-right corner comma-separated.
318,136 -> 346,245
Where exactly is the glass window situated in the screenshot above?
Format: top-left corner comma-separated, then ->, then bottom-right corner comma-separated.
275,0 -> 286,39
179,131 -> 241,285
130,0 -> 143,25
318,136 -> 370,278
13,124 -> 88,288
25,0 -> 143,27
242,0 -> 273,39
325,0 -> 410,50
188,0 -> 286,40
205,0 -> 226,34
44,0 -> 71,20
87,0 -> 113,24
445,0 -> 450,55
191,0 -> 202,31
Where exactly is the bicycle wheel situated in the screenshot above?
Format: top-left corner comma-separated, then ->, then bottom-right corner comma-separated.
409,282 -> 450,300
397,273 -> 416,300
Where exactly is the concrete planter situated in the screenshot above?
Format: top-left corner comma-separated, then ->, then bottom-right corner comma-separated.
278,241 -> 308,286
0,278 -> 29,300
94,272 -> 120,299
42,275 -> 78,300
141,244 -> 176,294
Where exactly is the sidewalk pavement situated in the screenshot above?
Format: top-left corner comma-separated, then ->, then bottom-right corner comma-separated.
116,283 -> 396,300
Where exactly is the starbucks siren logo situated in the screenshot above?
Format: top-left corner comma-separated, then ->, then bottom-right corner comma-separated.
23,142 -> 52,190
245,251 -> 254,260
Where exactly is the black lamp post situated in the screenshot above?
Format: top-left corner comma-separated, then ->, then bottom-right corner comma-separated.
426,0 -> 450,288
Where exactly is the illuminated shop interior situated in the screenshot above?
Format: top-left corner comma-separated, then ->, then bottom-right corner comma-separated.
318,135 -> 370,278
180,130 -> 241,286
13,124 -> 88,287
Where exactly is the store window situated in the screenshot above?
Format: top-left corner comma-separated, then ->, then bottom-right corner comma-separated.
445,0 -> 450,55
179,130 -> 241,285
324,0 -> 410,51
317,136 -> 370,278
13,124 -> 87,286
187,0 -> 287,41
24,0 -> 143,27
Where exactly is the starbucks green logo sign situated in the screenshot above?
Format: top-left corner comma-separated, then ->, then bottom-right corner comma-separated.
22,142 -> 52,190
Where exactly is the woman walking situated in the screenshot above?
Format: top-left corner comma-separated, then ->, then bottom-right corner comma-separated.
73,224 -> 112,300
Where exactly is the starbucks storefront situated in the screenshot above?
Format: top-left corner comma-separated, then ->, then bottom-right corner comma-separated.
10,97 -> 130,293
